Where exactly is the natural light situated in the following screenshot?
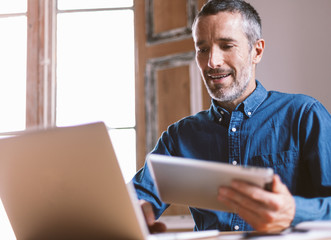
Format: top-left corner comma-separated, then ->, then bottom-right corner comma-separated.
56,9 -> 136,183
0,17 -> 26,133
0,199 -> 15,239
0,1 -> 136,238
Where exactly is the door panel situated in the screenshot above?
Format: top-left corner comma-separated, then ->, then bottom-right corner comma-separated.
157,66 -> 191,137
153,0 -> 187,33
145,51 -> 203,152
135,0 -> 208,217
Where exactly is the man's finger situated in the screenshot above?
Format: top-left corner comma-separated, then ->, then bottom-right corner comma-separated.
218,175 -> 296,232
224,181 -> 277,209
140,200 -> 156,225
149,221 -> 167,233
272,174 -> 290,194
140,200 -> 167,233
218,186 -> 269,214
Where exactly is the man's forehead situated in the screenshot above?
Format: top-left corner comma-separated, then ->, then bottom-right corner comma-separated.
193,12 -> 244,43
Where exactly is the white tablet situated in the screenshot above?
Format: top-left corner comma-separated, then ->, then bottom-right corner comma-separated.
147,154 -> 274,212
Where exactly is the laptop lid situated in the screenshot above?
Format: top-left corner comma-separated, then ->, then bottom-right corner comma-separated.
0,122 -> 149,240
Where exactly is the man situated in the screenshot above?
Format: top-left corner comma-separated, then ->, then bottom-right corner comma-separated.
132,0 -> 331,233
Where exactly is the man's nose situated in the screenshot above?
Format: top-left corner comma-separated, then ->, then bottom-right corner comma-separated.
208,48 -> 224,69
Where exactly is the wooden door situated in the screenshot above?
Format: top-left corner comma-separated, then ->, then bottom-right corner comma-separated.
135,0 -> 209,216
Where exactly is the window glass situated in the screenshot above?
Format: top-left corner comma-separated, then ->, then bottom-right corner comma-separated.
109,128 -> 136,183
56,9 -> 136,182
0,199 -> 15,239
0,16 -> 27,133
58,0 -> 133,10
0,0 -> 27,14
56,10 -> 135,128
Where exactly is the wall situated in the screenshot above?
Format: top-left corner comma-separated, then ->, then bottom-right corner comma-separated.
247,0 -> 331,111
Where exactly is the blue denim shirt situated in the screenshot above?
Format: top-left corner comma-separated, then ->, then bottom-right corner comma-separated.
132,81 -> 331,231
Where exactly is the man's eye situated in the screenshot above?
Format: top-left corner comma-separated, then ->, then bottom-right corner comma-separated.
221,45 -> 233,50
198,48 -> 208,53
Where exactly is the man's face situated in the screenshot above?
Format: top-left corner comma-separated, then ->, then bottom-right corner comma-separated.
193,12 -> 257,105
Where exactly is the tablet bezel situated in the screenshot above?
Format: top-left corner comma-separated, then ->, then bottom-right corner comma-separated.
147,154 -> 274,212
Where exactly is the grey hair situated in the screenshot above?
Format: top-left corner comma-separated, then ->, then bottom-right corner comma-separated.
193,0 -> 262,50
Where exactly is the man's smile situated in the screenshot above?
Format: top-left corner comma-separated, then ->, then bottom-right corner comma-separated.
207,72 -> 232,84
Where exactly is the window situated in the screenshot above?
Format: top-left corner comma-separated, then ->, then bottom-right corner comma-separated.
0,0 -> 136,181
0,1 -> 27,134
1,1 -> 136,237
1,2 -> 136,237
56,1 -> 136,183
0,2 -> 27,238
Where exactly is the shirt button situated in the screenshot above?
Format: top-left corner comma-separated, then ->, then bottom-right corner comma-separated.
220,110 -> 224,115
219,117 -> 222,122
234,225 -> 239,230
231,127 -> 237,132
247,111 -> 252,116
232,161 -> 237,166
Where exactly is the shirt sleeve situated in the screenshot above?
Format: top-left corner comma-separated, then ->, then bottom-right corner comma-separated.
131,129 -> 176,219
293,196 -> 331,225
292,100 -> 331,225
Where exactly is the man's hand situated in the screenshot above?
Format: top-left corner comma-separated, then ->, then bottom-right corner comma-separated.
139,200 -> 167,233
217,174 -> 295,232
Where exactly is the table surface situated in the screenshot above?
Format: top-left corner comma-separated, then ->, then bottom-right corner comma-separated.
162,230 -> 331,240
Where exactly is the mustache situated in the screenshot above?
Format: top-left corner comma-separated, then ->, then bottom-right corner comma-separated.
205,68 -> 234,75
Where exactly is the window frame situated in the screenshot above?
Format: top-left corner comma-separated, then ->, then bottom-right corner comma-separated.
26,0 -> 135,130
26,0 -> 56,129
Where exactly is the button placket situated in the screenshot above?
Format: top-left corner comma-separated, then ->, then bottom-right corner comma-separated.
218,109 -> 227,124
228,111 -> 243,166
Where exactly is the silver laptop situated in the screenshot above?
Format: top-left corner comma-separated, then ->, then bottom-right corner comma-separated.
0,122 -> 218,240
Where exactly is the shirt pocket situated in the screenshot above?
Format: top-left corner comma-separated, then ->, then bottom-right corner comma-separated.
250,150 -> 299,191
251,150 -> 299,167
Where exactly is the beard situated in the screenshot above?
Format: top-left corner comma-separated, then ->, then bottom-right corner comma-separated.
202,58 -> 253,103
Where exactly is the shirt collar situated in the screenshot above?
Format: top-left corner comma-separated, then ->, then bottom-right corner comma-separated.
241,80 -> 268,117
211,80 -> 268,118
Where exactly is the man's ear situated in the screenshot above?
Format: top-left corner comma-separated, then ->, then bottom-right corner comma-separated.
252,39 -> 265,64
